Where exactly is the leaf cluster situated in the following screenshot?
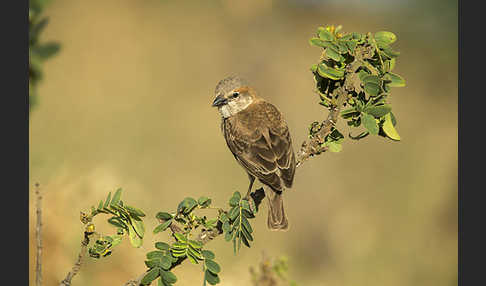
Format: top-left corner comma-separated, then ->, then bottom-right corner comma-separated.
148,196 -> 224,285
220,191 -> 257,254
309,25 -> 405,150
83,188 -> 146,258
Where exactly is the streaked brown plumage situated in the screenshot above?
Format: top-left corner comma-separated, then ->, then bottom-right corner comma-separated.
212,75 -> 296,230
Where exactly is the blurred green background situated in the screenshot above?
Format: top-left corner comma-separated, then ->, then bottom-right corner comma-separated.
29,0 -> 457,285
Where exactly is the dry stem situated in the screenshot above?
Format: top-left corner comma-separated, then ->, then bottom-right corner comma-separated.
35,183 -> 43,286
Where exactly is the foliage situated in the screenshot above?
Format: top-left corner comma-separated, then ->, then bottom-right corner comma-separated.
145,191 -> 261,285
71,24 -> 405,286
29,0 -> 61,113
79,188 -> 146,259
309,25 -> 405,151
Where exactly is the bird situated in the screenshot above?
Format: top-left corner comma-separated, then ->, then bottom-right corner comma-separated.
211,75 -> 296,231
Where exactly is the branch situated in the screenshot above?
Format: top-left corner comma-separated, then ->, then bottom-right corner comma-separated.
59,232 -> 92,286
35,183 -> 43,286
296,86 -> 348,168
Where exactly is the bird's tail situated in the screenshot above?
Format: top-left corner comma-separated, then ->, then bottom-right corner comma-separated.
266,190 -> 289,231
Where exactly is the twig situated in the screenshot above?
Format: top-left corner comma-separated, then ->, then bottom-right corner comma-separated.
35,183 -> 43,286
59,232 -> 91,286
296,87 -> 348,167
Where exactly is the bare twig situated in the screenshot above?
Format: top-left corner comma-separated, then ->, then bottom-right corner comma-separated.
59,232 -> 91,286
35,183 -> 43,286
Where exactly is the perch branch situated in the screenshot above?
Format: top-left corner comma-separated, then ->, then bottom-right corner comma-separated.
35,183 -> 43,286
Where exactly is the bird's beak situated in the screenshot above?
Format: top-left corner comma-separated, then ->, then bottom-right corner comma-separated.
212,95 -> 228,107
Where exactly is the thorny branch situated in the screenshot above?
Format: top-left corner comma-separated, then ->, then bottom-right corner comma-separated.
296,86 -> 348,167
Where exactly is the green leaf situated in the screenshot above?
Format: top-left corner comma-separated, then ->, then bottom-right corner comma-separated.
361,74 -> 381,85
361,113 -> 379,135
171,241 -> 187,250
319,30 -> 334,41
240,200 -> 251,213
156,212 -> 173,221
147,250 -> 164,260
309,37 -> 328,48
132,219 -> 145,238
205,270 -> 220,285
155,242 -> 170,251
160,255 -> 172,270
188,246 -> 204,260
32,42 -> 60,60
154,219 -> 172,234
174,233 -> 187,243
385,72 -> 406,87
145,259 -> 161,268
219,213 -> 229,223
205,259 -> 221,274
128,223 -> 143,248
374,31 -> 397,45
202,250 -> 215,260
364,105 -> 392,117
241,225 -> 254,242
382,113 -> 401,141
240,231 -> 250,247
111,188 -> 122,206
381,45 -> 400,58
125,205 -> 146,217
325,47 -> 344,62
241,216 -> 253,234
160,270 -> 177,284
30,17 -> 49,41
344,40 -> 357,53
188,240 -> 203,249
178,197 -> 198,214
364,82 -> 381,97
229,191 -> 241,207
317,62 -> 345,80
103,192 -> 112,209
141,267 -> 160,285
108,217 -> 128,229
224,230 -> 233,241
186,251 -> 199,264
229,196 -> 239,207
97,200 -> 104,210
228,206 -> 239,221
198,196 -> 212,207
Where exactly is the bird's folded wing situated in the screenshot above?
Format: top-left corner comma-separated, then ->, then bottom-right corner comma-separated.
222,102 -> 296,191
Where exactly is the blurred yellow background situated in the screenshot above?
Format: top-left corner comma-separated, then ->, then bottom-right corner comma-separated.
29,0 -> 457,285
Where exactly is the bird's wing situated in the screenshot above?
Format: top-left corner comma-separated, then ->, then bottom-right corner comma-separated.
261,101 -> 296,188
222,101 -> 296,191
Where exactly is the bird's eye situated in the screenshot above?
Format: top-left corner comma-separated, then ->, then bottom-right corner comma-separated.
232,92 -> 240,98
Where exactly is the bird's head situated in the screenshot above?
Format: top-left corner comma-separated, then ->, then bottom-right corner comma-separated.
212,75 -> 257,118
